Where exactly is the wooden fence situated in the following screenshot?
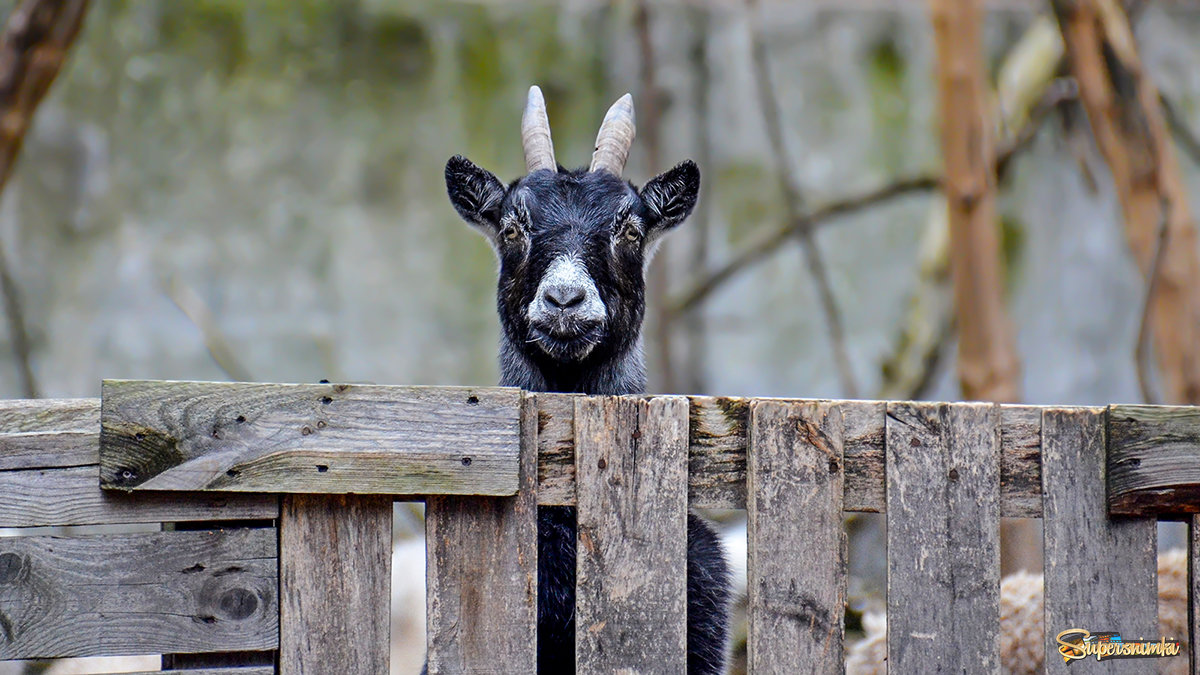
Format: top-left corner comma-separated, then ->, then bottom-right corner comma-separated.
1,380 -> 1198,672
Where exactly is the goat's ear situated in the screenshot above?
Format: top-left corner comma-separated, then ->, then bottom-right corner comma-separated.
640,160 -> 700,235
445,155 -> 506,237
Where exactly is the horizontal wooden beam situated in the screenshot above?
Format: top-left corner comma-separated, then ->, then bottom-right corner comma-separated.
1107,404 -> 1200,517
0,398 -> 278,527
99,380 -> 522,496
538,395 -> 1044,517
7,386 -> 1199,519
0,528 -> 277,659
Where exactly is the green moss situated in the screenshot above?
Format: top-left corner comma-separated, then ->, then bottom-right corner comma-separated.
866,34 -> 909,174
999,213 -> 1026,289
715,163 -> 781,245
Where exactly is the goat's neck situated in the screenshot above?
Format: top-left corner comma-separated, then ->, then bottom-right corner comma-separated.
499,334 -> 647,395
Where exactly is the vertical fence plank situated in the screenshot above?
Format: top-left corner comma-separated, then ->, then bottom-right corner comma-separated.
1191,515 -> 1198,675
425,393 -> 538,673
1042,408 -> 1157,674
280,494 -> 391,674
747,400 -> 845,672
886,402 -> 1001,672
575,396 -> 688,671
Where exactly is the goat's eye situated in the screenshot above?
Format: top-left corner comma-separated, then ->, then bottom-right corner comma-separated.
504,228 -> 520,240
621,223 -> 641,243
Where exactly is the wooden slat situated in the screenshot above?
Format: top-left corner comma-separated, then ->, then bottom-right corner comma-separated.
136,662 -> 274,667
0,397 -> 277,527
279,494 -> 391,674
1190,514 -> 1198,675
0,398 -> 99,470
99,380 -> 521,495
1042,408 -> 1157,674
0,528 -> 277,659
747,400 -> 845,672
537,395 -> 1046,516
574,396 -> 689,671
886,402 -> 1000,672
0,466 -> 278,527
1107,404 -> 1200,516
425,393 -> 538,673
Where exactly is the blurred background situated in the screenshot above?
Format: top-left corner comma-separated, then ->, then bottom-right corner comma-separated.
1,0 -> 1199,673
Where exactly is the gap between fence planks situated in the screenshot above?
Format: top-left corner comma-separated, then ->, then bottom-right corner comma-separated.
0,528 -> 277,660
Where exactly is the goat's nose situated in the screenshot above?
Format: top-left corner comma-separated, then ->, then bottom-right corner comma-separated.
543,285 -> 586,310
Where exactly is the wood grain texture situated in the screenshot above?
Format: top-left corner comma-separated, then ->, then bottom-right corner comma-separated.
1107,404 -> 1200,515
747,400 -> 845,672
1042,408 -> 1157,674
539,396 -> 1042,515
279,494 -> 391,675
99,380 -> 521,495
886,402 -> 1000,673
425,394 -> 538,673
0,465 -> 278,527
1190,515 -> 1198,675
0,528 -> 277,659
574,396 -> 689,672
0,398 -> 99,470
138,662 -> 274,667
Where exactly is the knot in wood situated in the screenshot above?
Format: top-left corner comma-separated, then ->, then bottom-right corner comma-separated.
0,552 -> 24,584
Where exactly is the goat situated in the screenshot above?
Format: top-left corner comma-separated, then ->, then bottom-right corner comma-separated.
443,86 -> 731,674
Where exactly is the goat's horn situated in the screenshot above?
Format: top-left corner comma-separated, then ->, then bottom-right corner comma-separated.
589,93 -> 635,175
522,85 -> 557,174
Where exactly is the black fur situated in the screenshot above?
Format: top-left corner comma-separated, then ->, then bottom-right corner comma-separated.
444,155 -> 729,674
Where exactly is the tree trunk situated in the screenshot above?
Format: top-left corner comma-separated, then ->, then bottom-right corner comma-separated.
930,0 -> 1022,403
0,0 -> 91,400
1053,0 -> 1200,405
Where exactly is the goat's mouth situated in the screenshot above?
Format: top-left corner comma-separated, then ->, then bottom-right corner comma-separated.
528,321 -> 605,361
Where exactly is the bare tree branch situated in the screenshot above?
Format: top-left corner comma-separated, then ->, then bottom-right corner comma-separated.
1135,199 -> 1169,405
635,0 -> 678,393
671,175 -> 938,317
163,274 -> 255,383
1054,0 -> 1200,404
744,0 -> 858,397
667,69 -> 1068,329
1161,95 -> 1200,168
0,0 -> 90,399
0,246 -> 35,397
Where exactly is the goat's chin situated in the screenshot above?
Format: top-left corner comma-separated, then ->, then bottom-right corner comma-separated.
529,326 -> 603,362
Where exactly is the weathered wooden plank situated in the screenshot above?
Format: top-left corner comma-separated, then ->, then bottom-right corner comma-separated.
0,465 -> 279,527
1190,515 -> 1198,675
747,400 -> 845,672
425,393 -> 538,673
1108,404 -> 1200,516
279,494 -> 391,674
0,398 -> 100,470
1042,408 -> 1157,674
574,396 -> 689,671
537,396 -> 1043,515
0,528 -> 277,659
886,402 -> 1000,673
142,662 -> 276,667
99,380 -> 521,495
